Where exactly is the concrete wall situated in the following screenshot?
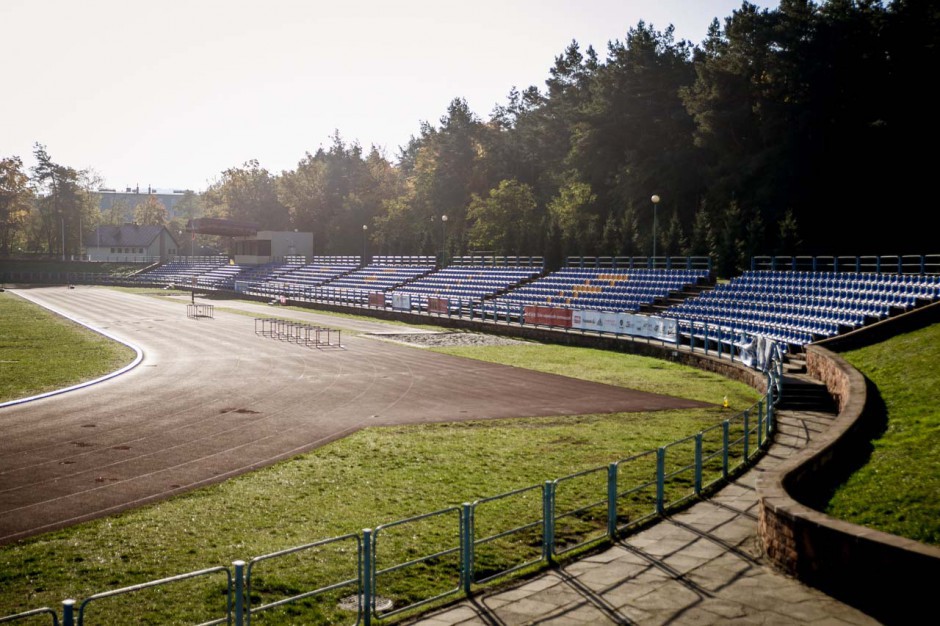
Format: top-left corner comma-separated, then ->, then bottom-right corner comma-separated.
757,341 -> 940,624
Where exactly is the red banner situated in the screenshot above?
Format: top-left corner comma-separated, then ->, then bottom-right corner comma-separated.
428,297 -> 450,314
368,292 -> 386,308
523,305 -> 572,328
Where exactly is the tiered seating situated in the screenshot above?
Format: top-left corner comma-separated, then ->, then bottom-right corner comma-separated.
233,261 -> 295,283
133,258 -> 229,287
488,268 -> 710,315
196,264 -> 245,290
252,261 -> 359,298
390,265 -> 543,312
318,263 -> 435,304
664,270 -> 940,346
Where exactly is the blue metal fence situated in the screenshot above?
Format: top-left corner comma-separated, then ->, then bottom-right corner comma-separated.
750,254 -> 940,274
2,366 -> 779,626
244,533 -> 361,625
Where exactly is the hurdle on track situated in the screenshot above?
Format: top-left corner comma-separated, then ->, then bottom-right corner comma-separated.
187,304 -> 214,319
254,318 -> 342,348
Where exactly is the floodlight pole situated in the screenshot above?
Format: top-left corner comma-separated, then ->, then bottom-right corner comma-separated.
441,215 -> 448,265
362,224 -> 368,265
651,194 -> 661,265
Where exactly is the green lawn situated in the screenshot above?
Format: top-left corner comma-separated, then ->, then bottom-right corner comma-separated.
827,323 -> 940,546
0,291 -> 135,403
0,293 -> 762,623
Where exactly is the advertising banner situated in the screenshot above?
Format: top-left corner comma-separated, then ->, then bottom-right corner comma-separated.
368,292 -> 385,308
523,305 -> 573,328
428,297 -> 450,315
571,310 -> 677,341
392,293 -> 411,311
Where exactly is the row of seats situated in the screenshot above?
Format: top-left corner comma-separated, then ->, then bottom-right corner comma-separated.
327,264 -> 435,291
389,266 -> 541,305
486,267 -> 709,313
131,259 -> 229,287
130,260 -> 938,349
665,270 -> 938,346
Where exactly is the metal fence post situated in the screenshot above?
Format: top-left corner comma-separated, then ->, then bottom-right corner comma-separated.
704,323 -> 709,355
363,529 -> 373,626
722,421 -> 730,479
757,401 -> 764,448
767,387 -> 775,432
233,560 -> 245,626
656,447 -> 665,515
63,599 -> 75,626
743,410 -> 750,461
607,463 -> 618,538
694,433 -> 703,495
542,481 -> 555,562
461,503 -> 473,595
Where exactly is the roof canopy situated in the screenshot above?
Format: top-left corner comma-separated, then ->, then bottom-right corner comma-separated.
187,217 -> 259,237
93,224 -> 177,247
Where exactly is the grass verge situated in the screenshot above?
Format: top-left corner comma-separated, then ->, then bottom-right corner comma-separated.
0,292 -> 135,403
0,295 -> 762,623
827,323 -> 940,546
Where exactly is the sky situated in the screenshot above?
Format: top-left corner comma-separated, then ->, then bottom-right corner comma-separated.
2,0 -> 780,193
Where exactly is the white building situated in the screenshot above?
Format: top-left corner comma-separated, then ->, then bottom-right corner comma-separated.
232,230 -> 313,264
87,224 -> 180,262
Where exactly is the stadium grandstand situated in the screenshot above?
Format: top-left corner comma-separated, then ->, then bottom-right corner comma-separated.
11,251 -> 938,360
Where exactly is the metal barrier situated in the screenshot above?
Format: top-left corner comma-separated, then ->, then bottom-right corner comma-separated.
4,354 -> 782,625
187,303 -> 215,319
253,318 -> 342,349
613,449 -> 659,532
0,607 -> 59,625
565,256 -> 712,271
77,566 -> 231,626
552,465 -> 609,556
245,533 -> 361,625
751,254 -> 940,274
371,506 -> 464,620
470,484 -> 544,584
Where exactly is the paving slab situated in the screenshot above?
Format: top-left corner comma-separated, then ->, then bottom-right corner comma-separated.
404,408 -> 883,626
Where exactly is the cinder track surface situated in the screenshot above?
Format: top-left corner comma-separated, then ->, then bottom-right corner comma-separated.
0,286 -> 707,545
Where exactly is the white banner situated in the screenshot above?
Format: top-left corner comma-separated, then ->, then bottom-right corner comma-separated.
572,310 -> 677,341
392,292 -> 411,311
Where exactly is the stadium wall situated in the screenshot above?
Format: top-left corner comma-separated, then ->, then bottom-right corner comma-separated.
757,337 -> 940,624
226,291 -> 771,392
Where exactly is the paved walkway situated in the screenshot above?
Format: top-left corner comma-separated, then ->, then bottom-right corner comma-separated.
405,408 -> 882,625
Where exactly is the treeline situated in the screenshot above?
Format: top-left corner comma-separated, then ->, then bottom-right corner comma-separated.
2,1 -> 937,274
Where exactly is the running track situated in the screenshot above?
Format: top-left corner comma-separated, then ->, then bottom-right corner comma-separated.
0,286 -> 707,545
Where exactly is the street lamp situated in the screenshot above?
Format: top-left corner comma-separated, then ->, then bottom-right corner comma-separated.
362,224 -> 368,264
441,215 -> 448,265
651,194 -> 661,263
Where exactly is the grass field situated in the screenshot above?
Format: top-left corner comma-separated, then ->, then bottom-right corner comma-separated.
0,291 -> 135,403
827,323 -> 940,546
0,291 -> 762,623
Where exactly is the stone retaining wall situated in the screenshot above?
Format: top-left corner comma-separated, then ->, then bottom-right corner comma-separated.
757,343 -> 940,624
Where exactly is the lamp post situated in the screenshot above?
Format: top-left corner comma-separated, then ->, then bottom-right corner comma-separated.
362,224 -> 368,264
441,215 -> 448,265
651,194 -> 661,264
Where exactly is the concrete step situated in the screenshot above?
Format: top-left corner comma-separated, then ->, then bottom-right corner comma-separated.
778,374 -> 837,413
784,357 -> 807,374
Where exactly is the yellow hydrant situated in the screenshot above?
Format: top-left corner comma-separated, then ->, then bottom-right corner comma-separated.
723,395 -> 730,409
